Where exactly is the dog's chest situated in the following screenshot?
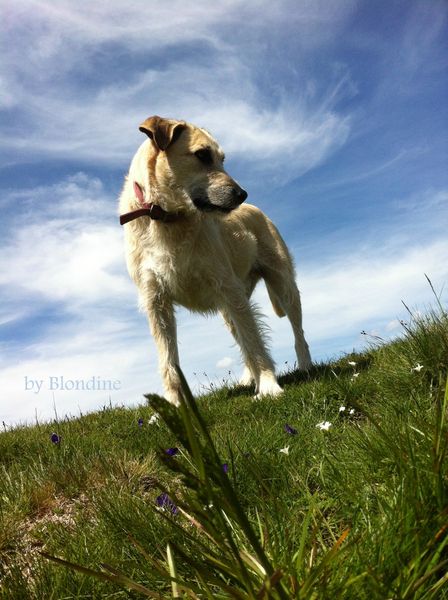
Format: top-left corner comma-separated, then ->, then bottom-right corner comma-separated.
135,220 -> 257,312
141,245 -> 223,311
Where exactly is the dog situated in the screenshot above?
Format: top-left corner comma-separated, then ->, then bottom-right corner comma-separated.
119,116 -> 311,405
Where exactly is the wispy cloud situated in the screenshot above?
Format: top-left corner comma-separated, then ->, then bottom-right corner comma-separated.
216,356 -> 235,369
0,174 -> 130,307
2,1 -> 356,179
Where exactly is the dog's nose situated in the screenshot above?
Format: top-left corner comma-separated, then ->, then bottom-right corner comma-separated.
235,187 -> 248,204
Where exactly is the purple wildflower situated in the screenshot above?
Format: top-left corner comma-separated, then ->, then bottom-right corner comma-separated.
156,493 -> 178,515
165,447 -> 179,457
50,433 -> 60,444
138,418 -> 144,427
284,424 -> 298,435
222,463 -> 229,474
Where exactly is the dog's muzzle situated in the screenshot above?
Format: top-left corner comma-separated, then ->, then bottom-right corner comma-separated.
193,185 -> 248,213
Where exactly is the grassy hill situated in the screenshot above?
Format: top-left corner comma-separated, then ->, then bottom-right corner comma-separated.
1,305 -> 447,599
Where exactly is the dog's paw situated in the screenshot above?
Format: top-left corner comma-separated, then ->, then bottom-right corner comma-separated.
255,378 -> 283,399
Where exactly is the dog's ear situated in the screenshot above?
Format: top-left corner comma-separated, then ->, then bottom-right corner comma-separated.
139,116 -> 185,151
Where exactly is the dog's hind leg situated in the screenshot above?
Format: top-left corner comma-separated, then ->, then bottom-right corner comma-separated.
265,272 -> 312,371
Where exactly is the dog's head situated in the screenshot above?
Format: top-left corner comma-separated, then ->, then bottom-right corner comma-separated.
138,116 -> 247,213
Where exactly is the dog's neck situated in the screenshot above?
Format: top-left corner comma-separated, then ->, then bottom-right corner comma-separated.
119,181 -> 182,226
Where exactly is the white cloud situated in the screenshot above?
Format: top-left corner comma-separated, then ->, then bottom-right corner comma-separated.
400,1 -> 447,77
195,97 -> 351,180
0,310 -> 25,327
303,241 -> 448,336
395,188 -> 448,217
0,174 -> 131,307
1,1 -> 355,179
1,223 -> 129,304
385,319 -> 401,332
216,356 -> 235,369
4,1 -> 357,65
1,63 -> 352,179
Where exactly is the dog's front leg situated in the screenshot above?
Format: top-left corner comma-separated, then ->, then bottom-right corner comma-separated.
221,289 -> 283,398
143,280 -> 182,406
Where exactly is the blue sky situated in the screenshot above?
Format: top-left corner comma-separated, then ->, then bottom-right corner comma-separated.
1,0 -> 447,426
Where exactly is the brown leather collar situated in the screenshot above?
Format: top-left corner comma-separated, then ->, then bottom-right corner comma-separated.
119,182 -> 181,226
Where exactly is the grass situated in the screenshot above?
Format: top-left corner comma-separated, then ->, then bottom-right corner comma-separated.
0,303 -> 447,598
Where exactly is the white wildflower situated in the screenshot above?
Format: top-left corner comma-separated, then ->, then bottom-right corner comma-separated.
412,363 -> 424,372
279,446 -> 290,455
148,414 -> 159,425
349,408 -> 355,415
316,421 -> 332,431
339,406 -> 346,412
348,361 -> 357,367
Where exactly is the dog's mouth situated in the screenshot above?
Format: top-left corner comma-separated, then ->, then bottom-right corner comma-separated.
192,197 -> 235,213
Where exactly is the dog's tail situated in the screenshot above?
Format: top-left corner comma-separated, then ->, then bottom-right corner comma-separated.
266,284 -> 286,318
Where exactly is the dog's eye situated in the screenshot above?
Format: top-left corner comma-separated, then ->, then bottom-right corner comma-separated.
194,149 -> 213,165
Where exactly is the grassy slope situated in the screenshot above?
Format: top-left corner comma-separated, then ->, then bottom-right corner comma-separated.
0,308 -> 447,599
